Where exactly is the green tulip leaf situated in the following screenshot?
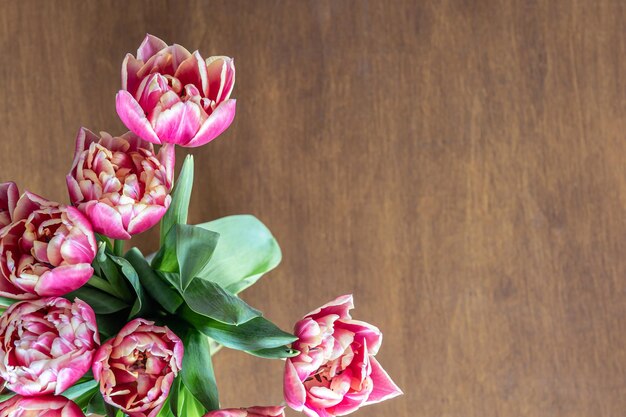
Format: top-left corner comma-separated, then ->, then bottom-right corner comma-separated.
181,306 -> 297,353
124,248 -> 183,314
160,155 -> 194,245
152,224 -> 220,291
182,279 -> 261,325
180,326 -> 219,412
196,215 -> 282,294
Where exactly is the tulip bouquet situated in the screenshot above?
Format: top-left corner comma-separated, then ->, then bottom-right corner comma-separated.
0,35 -> 402,417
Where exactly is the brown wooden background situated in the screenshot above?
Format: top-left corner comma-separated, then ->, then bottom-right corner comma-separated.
1,1 -> 626,416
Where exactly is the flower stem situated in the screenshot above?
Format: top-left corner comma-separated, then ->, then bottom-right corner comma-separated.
113,240 -> 124,257
104,403 -> 118,417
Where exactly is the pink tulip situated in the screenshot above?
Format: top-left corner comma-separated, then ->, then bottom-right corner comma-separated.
284,295 -> 402,417
67,128 -> 175,240
204,406 -> 285,417
0,192 -> 97,299
0,395 -> 85,417
0,297 -> 99,396
93,318 -> 184,417
0,182 -> 18,229
116,34 -> 236,147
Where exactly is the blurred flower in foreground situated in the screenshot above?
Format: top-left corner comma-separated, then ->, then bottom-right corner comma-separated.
203,406 -> 286,417
67,128 -> 174,240
117,34 -> 236,147
0,297 -> 99,395
0,191 -> 97,298
93,318 -> 184,417
0,395 -> 85,417
284,295 -> 402,417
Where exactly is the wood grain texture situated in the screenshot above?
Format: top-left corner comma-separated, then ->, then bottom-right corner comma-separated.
1,1 -> 625,415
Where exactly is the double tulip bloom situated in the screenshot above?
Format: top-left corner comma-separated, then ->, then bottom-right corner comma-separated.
0,297 -> 99,396
67,128 -> 174,240
93,318 -> 184,417
284,295 -> 402,417
0,188 -> 97,299
116,34 -> 236,147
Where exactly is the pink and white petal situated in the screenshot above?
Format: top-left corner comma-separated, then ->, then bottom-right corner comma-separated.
175,51 -> 208,94
126,205 -> 167,236
158,143 -> 176,186
122,53 -> 144,95
305,294 -> 354,321
185,99 -> 236,147
337,320 -> 382,355
206,56 -> 236,102
85,202 -> 131,240
55,359 -> 92,394
0,276 -> 34,299
13,191 -> 49,221
0,181 -> 19,216
284,360 -> 307,411
153,101 -> 203,146
364,357 -> 403,405
137,34 -> 168,61
116,90 -> 162,145
34,264 -> 93,296
67,175 -> 86,205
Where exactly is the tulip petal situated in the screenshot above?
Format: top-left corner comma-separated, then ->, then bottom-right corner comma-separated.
175,51 -> 208,94
364,357 -> 403,404
126,205 -> 167,236
306,294 -> 354,321
116,90 -> 161,145
85,202 -> 131,240
34,264 -> 93,296
284,360 -> 306,411
137,34 -> 168,61
123,53 -> 144,95
185,99 -> 236,147
206,56 -> 236,103
153,101 -> 203,145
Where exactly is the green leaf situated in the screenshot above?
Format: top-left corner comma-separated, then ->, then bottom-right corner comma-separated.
178,380 -> 209,417
182,306 -> 297,352
152,224 -> 220,291
180,326 -> 219,412
110,255 -> 150,318
183,279 -> 261,325
160,155 -> 194,245
95,311 -> 130,339
88,392 -> 107,416
98,251 -> 133,301
66,287 -> 128,314
247,346 -> 300,359
196,215 -> 282,294
124,248 -> 183,314
62,378 -> 98,408
0,296 -> 17,309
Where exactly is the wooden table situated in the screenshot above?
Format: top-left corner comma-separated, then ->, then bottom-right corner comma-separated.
1,1 -> 624,416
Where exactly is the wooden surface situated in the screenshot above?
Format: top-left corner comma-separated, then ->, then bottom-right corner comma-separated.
1,1 -> 625,416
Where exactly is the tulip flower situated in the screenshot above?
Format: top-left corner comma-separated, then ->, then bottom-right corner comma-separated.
204,406 -> 285,417
284,295 -> 402,417
92,318 -> 184,417
0,182 -> 18,229
0,191 -> 97,299
0,395 -> 85,417
0,297 -> 99,396
116,34 -> 236,147
67,128 -> 174,240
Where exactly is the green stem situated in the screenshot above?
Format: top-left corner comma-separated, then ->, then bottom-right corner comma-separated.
113,240 -> 125,257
